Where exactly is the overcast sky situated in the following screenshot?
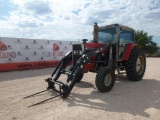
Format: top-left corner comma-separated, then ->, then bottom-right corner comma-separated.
0,0 -> 160,45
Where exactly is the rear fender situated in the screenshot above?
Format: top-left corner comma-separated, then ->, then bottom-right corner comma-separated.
123,43 -> 138,61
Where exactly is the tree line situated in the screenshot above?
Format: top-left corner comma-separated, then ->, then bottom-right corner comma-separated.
135,30 -> 159,54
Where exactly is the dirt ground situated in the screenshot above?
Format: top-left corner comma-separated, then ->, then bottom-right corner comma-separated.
0,58 -> 160,120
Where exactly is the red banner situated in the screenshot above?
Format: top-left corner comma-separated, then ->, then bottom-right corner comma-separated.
0,60 -> 60,71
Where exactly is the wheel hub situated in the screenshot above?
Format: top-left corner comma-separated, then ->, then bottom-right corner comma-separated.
104,74 -> 112,86
136,56 -> 144,75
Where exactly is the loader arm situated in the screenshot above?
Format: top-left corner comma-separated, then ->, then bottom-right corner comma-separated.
46,44 -> 110,98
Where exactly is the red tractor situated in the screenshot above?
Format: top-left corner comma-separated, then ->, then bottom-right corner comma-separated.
25,23 -> 146,107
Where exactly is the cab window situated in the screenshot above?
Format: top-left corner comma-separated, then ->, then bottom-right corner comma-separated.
120,29 -> 134,43
98,27 -> 117,43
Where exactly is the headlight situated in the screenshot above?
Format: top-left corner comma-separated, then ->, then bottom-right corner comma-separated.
74,50 -> 82,55
72,44 -> 84,55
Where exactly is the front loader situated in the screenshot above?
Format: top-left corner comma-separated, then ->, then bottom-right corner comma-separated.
24,23 -> 146,107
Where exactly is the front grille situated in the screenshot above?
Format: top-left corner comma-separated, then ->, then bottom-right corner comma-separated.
72,44 -> 83,50
72,44 -> 84,66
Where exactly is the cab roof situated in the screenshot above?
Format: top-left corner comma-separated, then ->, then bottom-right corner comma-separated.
99,23 -> 134,31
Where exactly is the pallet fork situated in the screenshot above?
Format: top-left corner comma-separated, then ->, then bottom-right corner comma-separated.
24,45 -> 109,107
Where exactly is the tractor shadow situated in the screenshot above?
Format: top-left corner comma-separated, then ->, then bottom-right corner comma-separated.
66,75 -> 160,118
75,81 -> 95,88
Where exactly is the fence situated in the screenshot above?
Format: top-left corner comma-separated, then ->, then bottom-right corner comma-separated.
0,37 -> 78,71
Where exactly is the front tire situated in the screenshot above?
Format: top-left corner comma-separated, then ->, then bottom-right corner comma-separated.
95,67 -> 115,92
125,48 -> 146,81
75,72 -> 84,82
67,66 -> 84,82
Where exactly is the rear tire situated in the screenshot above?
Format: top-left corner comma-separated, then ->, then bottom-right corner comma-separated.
125,48 -> 146,81
95,67 -> 115,92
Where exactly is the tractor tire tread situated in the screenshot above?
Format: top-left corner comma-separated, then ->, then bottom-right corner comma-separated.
125,47 -> 146,81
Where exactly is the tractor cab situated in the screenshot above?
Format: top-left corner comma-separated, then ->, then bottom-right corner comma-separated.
94,23 -> 135,45
93,23 -> 136,60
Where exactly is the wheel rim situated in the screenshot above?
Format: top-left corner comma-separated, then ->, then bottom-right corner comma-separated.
104,74 -> 112,86
136,55 -> 144,75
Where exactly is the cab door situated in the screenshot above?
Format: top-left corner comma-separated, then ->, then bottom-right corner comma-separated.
118,28 -> 134,60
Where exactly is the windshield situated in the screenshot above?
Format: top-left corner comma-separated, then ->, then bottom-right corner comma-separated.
98,27 -> 117,43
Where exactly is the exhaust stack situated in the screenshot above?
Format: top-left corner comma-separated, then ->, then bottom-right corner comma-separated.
93,22 -> 99,43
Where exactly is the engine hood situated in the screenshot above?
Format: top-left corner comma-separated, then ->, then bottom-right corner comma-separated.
84,43 -> 108,50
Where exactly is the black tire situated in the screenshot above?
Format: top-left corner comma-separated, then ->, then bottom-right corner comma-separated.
125,48 -> 146,81
95,67 -> 115,92
95,67 -> 103,91
67,66 -> 84,82
75,72 -> 84,82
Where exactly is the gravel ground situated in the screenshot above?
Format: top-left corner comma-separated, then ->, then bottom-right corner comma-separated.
0,58 -> 160,120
